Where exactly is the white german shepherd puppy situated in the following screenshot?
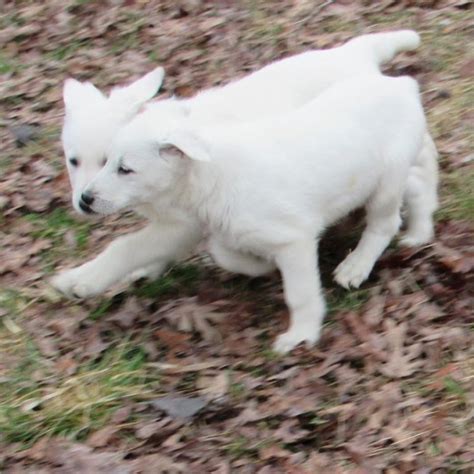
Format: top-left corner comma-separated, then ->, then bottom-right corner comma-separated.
52,31 -> 438,311
76,74 -> 428,352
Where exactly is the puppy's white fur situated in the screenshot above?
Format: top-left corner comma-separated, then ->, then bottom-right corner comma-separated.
86,74 -> 427,352
52,30 -> 438,308
62,67 -> 165,213
62,31 -> 421,211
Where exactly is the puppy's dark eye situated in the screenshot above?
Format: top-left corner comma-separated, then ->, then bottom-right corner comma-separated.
118,165 -> 134,175
69,157 -> 79,167
101,158 -> 107,167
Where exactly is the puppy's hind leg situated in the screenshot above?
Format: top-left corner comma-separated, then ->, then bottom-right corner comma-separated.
334,179 -> 404,289
273,238 -> 325,353
401,132 -> 439,247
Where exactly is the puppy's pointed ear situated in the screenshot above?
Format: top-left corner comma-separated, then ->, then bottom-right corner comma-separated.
63,78 -> 105,111
161,130 -> 211,162
109,67 -> 165,112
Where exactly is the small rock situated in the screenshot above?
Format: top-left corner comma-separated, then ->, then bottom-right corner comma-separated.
151,395 -> 208,419
435,89 -> 451,99
10,124 -> 39,147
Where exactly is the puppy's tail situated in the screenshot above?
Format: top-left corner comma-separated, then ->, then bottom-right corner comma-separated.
348,30 -> 421,66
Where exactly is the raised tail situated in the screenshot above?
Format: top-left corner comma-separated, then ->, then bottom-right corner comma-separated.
347,30 -> 421,66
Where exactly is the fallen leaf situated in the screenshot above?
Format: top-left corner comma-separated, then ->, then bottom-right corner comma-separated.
272,419 -> 310,444
108,297 -> 142,329
16,440 -> 127,473
259,445 -> 292,460
130,453 -> 187,473
434,243 -> 474,274
344,442 -> 368,465
379,320 -> 423,378
87,426 -> 118,448
111,406 -> 132,424
155,328 -> 191,350
414,302 -> 444,321
136,420 -> 169,440
158,297 -> 227,342
439,435 -> 465,456
148,360 -> 224,373
198,371 -> 229,400
362,294 -> 386,327
459,57 -> 474,78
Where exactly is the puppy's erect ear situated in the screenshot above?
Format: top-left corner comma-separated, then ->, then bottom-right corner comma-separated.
109,67 -> 165,112
63,78 -> 105,111
161,130 -> 211,162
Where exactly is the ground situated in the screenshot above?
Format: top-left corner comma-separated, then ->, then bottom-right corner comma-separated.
0,0 -> 473,472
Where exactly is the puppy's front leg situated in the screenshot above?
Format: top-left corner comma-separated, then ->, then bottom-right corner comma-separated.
273,238 -> 325,353
51,218 -> 201,298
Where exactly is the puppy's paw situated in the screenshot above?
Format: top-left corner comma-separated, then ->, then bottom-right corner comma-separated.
399,229 -> 433,248
50,268 -> 100,299
334,253 -> 372,289
273,325 -> 320,354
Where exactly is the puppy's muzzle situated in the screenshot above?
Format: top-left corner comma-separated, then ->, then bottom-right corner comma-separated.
79,192 -> 95,214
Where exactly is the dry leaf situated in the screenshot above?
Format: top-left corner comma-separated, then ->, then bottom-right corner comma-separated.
131,453 -> 187,474
434,243 -> 474,274
108,297 -> 142,328
87,426 -> 118,448
379,320 -> 423,378
198,371 -> 229,400
158,297 -> 227,342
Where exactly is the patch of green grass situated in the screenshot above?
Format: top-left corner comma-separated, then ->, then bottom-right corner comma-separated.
364,9 -> 418,30
420,12 -> 471,73
428,441 -> 441,457
442,376 -> 466,401
72,0 -> 95,6
48,40 -> 90,61
428,83 -> 473,142
259,347 -> 281,362
224,435 -> 270,459
319,17 -> 359,34
229,381 -> 246,399
0,288 -> 27,317
133,262 -> 201,299
89,298 -> 117,321
110,31 -> 141,55
0,54 -> 15,74
0,12 -> 20,29
0,342 -> 159,446
109,14 -> 145,55
148,49 -> 161,63
437,168 -> 474,221
327,287 -> 369,314
224,435 -> 273,459
225,435 -> 252,458
23,209 -> 93,271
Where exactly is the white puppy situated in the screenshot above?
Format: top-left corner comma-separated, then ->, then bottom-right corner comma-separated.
52,30 -> 438,298
82,74 -> 427,352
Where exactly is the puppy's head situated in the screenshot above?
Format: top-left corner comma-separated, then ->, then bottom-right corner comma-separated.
79,119 -> 210,216
61,67 -> 165,214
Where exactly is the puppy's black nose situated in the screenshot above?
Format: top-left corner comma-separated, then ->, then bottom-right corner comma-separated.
81,192 -> 94,206
79,200 -> 94,214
